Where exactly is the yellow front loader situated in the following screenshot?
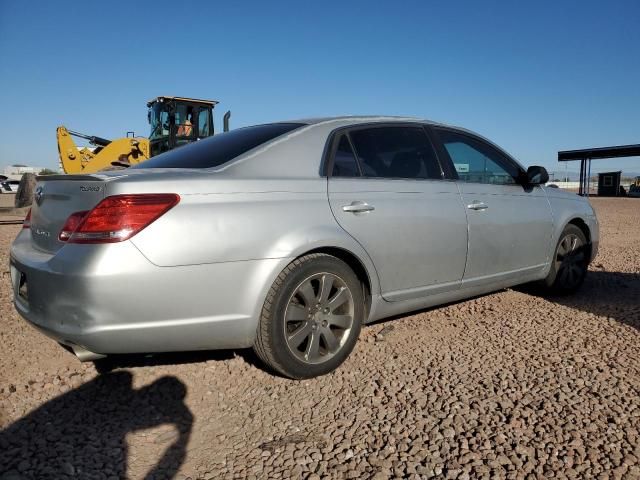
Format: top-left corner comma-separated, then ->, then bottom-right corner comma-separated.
57,96 -> 222,174
57,127 -> 150,174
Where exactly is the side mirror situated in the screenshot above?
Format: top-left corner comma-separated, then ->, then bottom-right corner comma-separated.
525,166 -> 549,185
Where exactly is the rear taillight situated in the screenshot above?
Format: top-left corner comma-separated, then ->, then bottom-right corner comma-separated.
23,208 -> 31,229
59,194 -> 180,244
59,210 -> 89,241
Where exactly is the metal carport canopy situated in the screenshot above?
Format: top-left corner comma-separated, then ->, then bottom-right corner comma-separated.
558,144 -> 640,161
557,144 -> 640,196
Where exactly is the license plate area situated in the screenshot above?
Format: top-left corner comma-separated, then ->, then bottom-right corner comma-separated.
18,272 -> 28,301
10,263 -> 28,302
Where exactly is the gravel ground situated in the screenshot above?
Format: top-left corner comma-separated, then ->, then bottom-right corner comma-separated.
1,197 -> 639,480
0,194 -> 16,209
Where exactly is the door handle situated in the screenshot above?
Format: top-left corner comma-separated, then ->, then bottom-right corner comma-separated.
467,201 -> 488,211
342,201 -> 375,213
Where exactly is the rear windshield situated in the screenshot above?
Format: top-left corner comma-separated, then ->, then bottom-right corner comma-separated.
133,122 -> 304,169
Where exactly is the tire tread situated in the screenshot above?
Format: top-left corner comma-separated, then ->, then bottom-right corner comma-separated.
543,224 -> 589,295
254,253 -> 331,378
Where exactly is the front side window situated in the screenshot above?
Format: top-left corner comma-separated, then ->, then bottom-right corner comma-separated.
348,127 -> 442,179
437,129 -> 520,185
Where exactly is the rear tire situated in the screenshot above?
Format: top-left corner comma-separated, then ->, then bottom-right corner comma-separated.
15,173 -> 36,208
542,224 -> 589,295
254,253 -> 364,379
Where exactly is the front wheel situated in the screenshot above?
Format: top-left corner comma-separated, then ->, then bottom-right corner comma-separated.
254,254 -> 364,379
542,224 -> 589,294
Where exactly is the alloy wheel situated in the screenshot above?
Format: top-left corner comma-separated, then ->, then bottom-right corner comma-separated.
554,233 -> 586,290
283,272 -> 355,364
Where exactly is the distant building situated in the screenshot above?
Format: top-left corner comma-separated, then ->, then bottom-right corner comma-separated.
3,164 -> 48,181
597,171 -> 622,197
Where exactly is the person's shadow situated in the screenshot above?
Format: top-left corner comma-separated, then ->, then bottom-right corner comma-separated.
0,371 -> 192,479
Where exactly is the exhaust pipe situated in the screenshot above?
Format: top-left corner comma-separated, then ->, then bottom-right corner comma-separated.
60,342 -> 107,362
223,110 -> 231,132
73,345 -> 106,362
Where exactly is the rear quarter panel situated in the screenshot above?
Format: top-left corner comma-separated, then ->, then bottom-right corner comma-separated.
124,178 -> 380,289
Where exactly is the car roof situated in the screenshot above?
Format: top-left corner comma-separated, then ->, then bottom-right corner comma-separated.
269,115 -> 485,140
281,116 -> 506,147
283,115 -> 447,127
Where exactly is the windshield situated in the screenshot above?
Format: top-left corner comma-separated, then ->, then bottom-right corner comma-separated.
149,102 -> 170,140
133,123 -> 305,169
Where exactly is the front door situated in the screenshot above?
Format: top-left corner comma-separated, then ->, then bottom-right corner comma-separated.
433,128 -> 553,286
327,125 -> 468,301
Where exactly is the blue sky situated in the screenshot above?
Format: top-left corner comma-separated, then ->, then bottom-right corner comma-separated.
1,0 -> 638,176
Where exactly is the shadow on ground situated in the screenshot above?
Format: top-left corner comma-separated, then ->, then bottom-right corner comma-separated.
0,371 -> 192,479
93,348 -> 265,374
524,270 -> 640,330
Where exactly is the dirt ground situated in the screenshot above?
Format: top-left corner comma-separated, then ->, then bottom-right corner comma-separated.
0,194 -> 16,209
1,198 -> 639,480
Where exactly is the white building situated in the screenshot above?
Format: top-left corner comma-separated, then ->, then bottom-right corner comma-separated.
2,164 -> 48,180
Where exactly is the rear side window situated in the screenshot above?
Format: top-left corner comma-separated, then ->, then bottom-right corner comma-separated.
133,123 -> 304,169
331,135 -> 360,177
347,127 -> 442,179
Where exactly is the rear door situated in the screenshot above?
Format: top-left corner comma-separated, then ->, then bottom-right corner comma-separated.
327,124 -> 468,301
433,127 -> 553,286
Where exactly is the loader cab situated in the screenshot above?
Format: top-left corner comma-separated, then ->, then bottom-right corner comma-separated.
147,96 -> 218,157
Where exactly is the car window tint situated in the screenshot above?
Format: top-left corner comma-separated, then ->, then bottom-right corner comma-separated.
134,123 -> 305,169
437,129 -> 519,185
331,135 -> 360,177
349,127 -> 442,179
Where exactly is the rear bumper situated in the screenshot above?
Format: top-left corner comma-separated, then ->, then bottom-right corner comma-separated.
10,230 -> 290,356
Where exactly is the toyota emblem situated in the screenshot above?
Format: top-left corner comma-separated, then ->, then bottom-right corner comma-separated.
34,186 -> 44,205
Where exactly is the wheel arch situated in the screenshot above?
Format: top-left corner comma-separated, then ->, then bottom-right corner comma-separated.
567,217 -> 591,241
567,216 -> 593,261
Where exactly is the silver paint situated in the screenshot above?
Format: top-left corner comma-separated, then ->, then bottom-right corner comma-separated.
9,116 -> 599,359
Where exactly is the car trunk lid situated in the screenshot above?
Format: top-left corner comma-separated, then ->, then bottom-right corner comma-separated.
29,175 -> 107,253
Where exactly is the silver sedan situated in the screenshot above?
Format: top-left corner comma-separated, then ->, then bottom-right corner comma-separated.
10,117 -> 599,378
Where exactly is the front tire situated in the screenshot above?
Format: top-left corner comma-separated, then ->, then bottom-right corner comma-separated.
254,254 -> 364,379
542,224 -> 589,294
